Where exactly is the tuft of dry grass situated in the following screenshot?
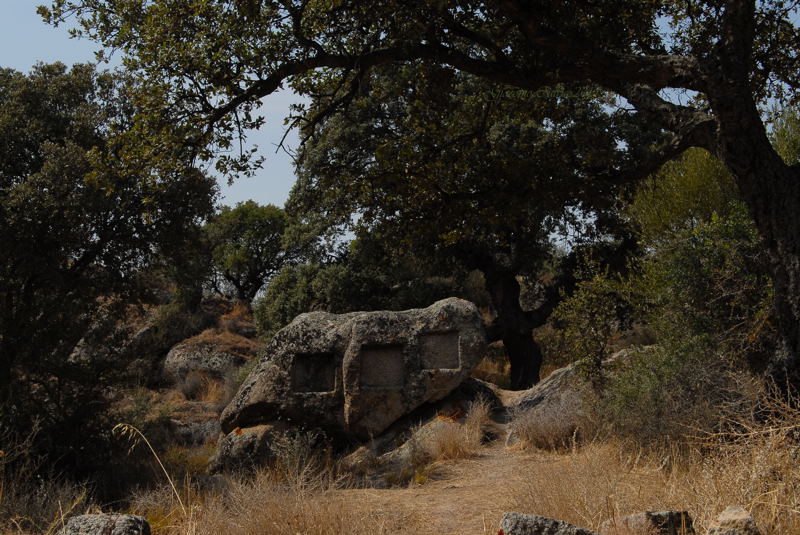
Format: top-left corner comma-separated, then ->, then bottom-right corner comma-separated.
0,428 -> 91,535
150,473 -> 418,535
419,395 -> 494,463
177,371 -> 225,404
193,328 -> 260,360
508,403 -> 588,452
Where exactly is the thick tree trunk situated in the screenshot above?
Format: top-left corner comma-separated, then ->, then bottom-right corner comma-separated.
482,267 -> 541,389
706,60 -> 800,386
727,155 -> 800,386
503,330 -> 542,389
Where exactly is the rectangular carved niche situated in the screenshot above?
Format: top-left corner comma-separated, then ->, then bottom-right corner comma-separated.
359,344 -> 405,389
291,352 -> 338,393
419,332 -> 460,369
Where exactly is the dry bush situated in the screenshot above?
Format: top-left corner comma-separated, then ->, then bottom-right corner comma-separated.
217,302 -> 257,338
1,428 -> 91,535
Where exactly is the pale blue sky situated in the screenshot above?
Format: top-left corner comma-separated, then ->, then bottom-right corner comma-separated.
0,0 -> 301,208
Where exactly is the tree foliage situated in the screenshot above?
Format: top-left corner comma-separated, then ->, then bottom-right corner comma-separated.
289,63 -> 650,387
628,149 -> 775,370
205,201 -> 295,303
253,234 -> 466,340
0,63 -> 215,476
40,0 -> 800,382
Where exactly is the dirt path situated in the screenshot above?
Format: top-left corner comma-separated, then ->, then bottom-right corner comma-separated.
339,438 -> 543,535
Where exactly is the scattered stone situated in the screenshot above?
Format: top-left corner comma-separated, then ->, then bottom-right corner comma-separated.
208,423 -> 285,473
707,507 -> 762,535
600,511 -> 694,535
220,298 -> 486,441
58,514 -> 150,535
500,512 -> 600,535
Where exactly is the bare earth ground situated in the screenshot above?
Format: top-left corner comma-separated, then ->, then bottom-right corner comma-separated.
339,430 -> 542,535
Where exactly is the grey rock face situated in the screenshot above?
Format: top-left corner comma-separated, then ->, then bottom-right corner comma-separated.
219,298 -> 486,443
163,338 -> 246,383
707,507 -> 762,535
58,514 -> 150,535
600,511 -> 694,535
506,349 -> 637,447
500,513 -> 600,535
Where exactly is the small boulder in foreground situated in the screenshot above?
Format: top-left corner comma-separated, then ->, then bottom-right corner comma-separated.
58,514 -> 150,535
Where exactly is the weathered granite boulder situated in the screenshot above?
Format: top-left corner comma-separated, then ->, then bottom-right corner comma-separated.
500,512 -> 600,535
58,514 -> 150,535
220,298 -> 486,443
163,337 -> 247,383
505,360 -> 592,447
707,507 -> 762,535
600,511 -> 694,535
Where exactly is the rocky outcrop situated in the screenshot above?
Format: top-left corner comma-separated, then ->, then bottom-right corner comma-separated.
505,349 -> 637,447
58,514 -> 150,535
216,298 -> 486,467
600,511 -> 694,535
500,513 -> 600,535
708,507 -> 762,535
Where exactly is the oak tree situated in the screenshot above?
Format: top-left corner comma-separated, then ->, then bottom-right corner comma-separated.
290,64 -> 649,388
42,0 -> 800,383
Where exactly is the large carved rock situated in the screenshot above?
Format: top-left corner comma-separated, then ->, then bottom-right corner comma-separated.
219,298 -> 486,444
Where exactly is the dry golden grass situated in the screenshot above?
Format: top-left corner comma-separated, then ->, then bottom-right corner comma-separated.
506,431 -> 800,534
177,371 -> 226,404
129,457 -> 421,535
508,403 -> 589,451
418,396 -> 494,462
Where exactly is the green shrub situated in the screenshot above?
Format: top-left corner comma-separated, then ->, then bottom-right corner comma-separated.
542,261 -> 630,390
